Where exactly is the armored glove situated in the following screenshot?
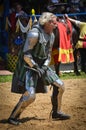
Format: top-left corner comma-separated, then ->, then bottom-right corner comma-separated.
42,65 -> 48,71
33,65 -> 45,78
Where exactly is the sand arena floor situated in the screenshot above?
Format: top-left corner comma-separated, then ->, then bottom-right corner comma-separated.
0,79 -> 86,130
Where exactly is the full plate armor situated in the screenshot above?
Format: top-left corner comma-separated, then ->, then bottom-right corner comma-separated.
9,24 -> 66,123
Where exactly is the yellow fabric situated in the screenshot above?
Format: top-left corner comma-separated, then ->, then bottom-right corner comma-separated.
58,48 -> 74,63
75,42 -> 83,49
29,17 -> 32,30
76,22 -> 86,49
50,48 -> 74,65
16,19 -> 20,32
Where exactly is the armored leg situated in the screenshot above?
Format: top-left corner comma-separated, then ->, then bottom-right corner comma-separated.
51,79 -> 65,113
8,87 -> 35,125
51,79 -> 70,120
51,86 -> 58,113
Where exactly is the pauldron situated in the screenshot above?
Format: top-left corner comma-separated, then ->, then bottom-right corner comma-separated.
23,30 -> 39,67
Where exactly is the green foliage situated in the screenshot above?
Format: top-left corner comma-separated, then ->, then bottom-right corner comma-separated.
60,72 -> 86,80
0,72 -> 86,83
0,75 -> 12,83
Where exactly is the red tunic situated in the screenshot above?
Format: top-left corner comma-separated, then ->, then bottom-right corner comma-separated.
51,19 -> 74,64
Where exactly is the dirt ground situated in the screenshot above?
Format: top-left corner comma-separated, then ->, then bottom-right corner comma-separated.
0,79 -> 86,130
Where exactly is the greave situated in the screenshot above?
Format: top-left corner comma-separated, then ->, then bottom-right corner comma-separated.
9,98 -> 24,119
51,85 -> 64,112
51,86 -> 58,113
9,91 -> 35,119
57,87 -> 64,111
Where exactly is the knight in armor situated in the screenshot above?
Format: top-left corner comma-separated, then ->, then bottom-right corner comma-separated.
8,12 -> 70,125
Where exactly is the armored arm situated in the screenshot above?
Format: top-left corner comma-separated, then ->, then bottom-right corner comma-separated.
43,47 -> 52,66
23,30 -> 46,77
43,34 -> 55,67
42,53 -> 51,71
23,30 -> 39,67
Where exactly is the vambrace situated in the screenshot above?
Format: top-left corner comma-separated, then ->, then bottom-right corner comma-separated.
43,54 -> 51,66
43,42 -> 52,66
24,54 -> 37,68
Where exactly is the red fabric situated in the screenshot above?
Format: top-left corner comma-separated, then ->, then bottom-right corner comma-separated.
55,20 -> 74,63
83,35 -> 86,48
57,20 -> 72,49
9,12 -> 16,31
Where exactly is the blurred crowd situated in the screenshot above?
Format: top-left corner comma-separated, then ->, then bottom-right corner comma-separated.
9,1 -> 86,14
0,0 -> 86,71
9,0 -> 86,21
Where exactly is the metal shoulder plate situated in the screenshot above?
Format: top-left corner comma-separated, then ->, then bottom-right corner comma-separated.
27,29 -> 39,38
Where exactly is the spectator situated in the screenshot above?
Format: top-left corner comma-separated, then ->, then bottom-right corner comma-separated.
66,15 -> 86,73
15,3 -> 28,18
45,0 -> 66,14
